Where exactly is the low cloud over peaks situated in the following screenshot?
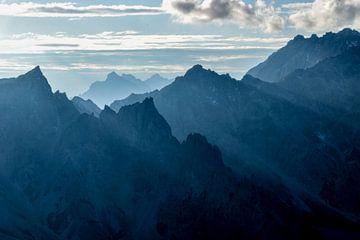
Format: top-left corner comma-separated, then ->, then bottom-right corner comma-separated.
288,0 -> 360,32
162,0 -> 285,33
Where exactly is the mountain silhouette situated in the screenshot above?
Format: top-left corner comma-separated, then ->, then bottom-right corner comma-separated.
81,71 -> 171,107
145,74 -> 173,90
111,62 -> 359,217
247,28 -> 360,82
0,67 -> 358,239
72,96 -> 101,117
280,47 -> 360,123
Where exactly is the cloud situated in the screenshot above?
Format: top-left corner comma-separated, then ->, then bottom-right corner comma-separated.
281,2 -> 312,13
162,0 -> 285,33
192,54 -> 265,62
0,2 -> 163,17
288,0 -> 360,32
0,32 -> 286,54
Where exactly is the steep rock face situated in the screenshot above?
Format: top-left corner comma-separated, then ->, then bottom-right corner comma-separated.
0,67 -> 79,239
247,28 -> 360,82
279,47 -> 360,126
0,66 -> 78,187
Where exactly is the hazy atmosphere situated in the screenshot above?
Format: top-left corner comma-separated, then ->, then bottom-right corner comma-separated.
1,0 -> 355,96
1,1 -> 360,239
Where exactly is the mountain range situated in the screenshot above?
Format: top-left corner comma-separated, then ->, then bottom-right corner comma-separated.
81,72 -> 172,107
247,28 -> 360,82
0,28 -> 360,239
111,29 -> 360,219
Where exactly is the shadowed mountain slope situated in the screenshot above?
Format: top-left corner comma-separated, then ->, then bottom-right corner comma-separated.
0,67 -> 358,239
247,28 -> 360,82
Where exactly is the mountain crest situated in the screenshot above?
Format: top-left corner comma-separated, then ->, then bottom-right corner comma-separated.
102,98 -> 176,147
247,28 -> 360,82
184,64 -> 205,77
21,66 -> 45,79
16,66 -> 52,93
107,71 -> 119,80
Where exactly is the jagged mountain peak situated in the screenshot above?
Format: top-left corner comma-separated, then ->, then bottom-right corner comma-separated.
118,97 -> 172,136
13,66 -> 53,93
106,71 -> 120,79
181,64 -> 233,83
118,97 -> 161,119
20,66 -> 45,79
72,96 -> 101,117
27,65 -> 42,76
103,105 -> 116,115
121,73 -> 138,81
102,97 -> 176,148
82,71 -> 150,107
105,71 -> 139,83
293,34 -> 305,42
337,27 -> 360,36
184,64 -> 205,77
247,28 -> 360,82
310,33 -> 318,39
145,73 -> 172,90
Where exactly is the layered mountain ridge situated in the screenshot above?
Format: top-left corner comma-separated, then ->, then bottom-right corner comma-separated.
1,27 -> 360,239
247,28 -> 360,82
1,66 -> 358,239
81,71 -> 172,107
111,48 -> 360,218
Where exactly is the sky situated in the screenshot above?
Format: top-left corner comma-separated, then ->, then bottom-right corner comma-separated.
0,0 -> 359,96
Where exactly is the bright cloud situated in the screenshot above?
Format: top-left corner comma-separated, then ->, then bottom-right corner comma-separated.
0,32 -> 287,54
162,0 -> 285,33
0,2 -> 163,17
288,0 -> 360,32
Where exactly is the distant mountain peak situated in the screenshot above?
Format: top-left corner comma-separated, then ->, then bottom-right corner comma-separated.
145,74 -> 172,90
82,71 -> 151,107
118,97 -> 159,119
186,64 -> 204,73
23,65 -> 44,78
103,97 -> 175,147
310,34 -> 318,39
183,64 -> 211,78
141,97 -> 155,107
121,73 -> 137,79
150,73 -> 161,78
181,65 -> 233,85
72,96 -> 101,117
293,34 -> 305,41
16,66 -> 52,93
104,105 -> 116,114
106,71 -> 120,80
247,28 -> 360,82
338,27 -> 360,36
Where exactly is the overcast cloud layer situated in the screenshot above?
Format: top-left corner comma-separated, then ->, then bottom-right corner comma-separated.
0,2 -> 163,17
288,0 -> 360,32
162,0 -> 285,33
0,1 -> 359,33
